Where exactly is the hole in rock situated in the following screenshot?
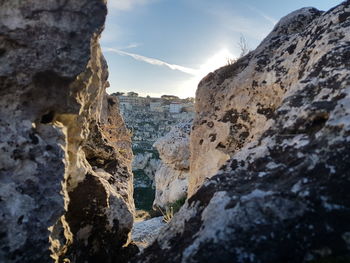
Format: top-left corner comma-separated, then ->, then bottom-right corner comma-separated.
0,48 -> 6,56
306,113 -> 329,134
40,111 -> 55,124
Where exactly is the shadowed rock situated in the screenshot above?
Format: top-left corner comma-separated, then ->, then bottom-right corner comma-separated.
0,1 -> 135,262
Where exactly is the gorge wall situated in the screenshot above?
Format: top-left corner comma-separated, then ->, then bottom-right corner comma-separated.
137,2 -> 350,262
116,94 -> 194,210
0,1 -> 135,262
153,121 -> 191,208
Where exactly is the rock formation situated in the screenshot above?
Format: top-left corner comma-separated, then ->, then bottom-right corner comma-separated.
0,1 -> 135,262
132,217 -> 165,250
136,2 -> 350,262
153,121 -> 191,208
188,1 -> 350,196
133,152 -> 160,181
118,94 -> 193,211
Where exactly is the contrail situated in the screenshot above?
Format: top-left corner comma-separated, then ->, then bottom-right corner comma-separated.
246,5 -> 277,25
103,47 -> 198,76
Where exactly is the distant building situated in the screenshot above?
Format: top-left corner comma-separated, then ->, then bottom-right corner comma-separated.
118,96 -> 148,108
169,102 -> 182,113
120,101 -> 132,111
149,101 -> 162,112
114,92 -> 194,115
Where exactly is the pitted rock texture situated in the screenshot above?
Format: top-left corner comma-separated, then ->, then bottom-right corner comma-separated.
153,121 -> 191,208
154,121 -> 191,171
136,2 -> 350,263
188,6 -> 327,196
132,217 -> 166,250
0,1 -> 134,262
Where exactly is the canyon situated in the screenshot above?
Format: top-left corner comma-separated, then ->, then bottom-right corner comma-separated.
0,0 -> 349,263
137,3 -> 350,262
114,93 -> 193,210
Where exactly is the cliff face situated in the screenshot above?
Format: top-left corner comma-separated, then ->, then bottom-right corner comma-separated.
119,96 -> 193,210
153,121 -> 191,208
137,2 -> 350,262
188,7 -> 324,196
0,1 -> 134,262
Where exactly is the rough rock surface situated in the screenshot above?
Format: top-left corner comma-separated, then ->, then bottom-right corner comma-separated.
188,2 -> 350,196
0,1 -> 134,262
136,2 -> 350,262
133,152 -> 160,181
153,121 -> 191,208
132,217 -> 166,250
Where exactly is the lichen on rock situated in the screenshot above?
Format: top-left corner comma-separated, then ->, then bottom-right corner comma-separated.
136,2 -> 350,262
0,1 -> 135,262
188,6 -> 325,196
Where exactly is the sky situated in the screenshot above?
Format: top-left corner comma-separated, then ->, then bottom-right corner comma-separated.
101,0 -> 343,98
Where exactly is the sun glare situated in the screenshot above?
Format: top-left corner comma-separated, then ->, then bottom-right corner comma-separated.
177,48 -> 236,98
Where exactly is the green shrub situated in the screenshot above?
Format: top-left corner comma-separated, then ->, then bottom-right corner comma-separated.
168,196 -> 186,214
158,195 -> 187,223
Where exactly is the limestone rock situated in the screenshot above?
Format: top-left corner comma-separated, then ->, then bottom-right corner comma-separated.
132,217 -> 166,250
154,121 -> 191,170
132,152 -> 160,181
187,5 -> 339,196
133,152 -> 154,170
153,121 -> 191,208
63,94 -> 135,262
136,2 -> 350,262
153,163 -> 189,209
0,1 -> 134,262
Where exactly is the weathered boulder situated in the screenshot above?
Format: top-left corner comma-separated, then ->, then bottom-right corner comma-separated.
153,121 -> 191,208
153,163 -> 189,208
136,2 -> 350,262
154,121 -> 191,171
133,152 -> 154,170
132,217 -> 165,250
188,6 -> 328,196
0,1 -> 135,262
62,94 -> 135,263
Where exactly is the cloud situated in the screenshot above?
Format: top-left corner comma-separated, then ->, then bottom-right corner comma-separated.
108,0 -> 155,11
122,43 -> 142,49
104,47 -> 236,98
103,47 -> 198,75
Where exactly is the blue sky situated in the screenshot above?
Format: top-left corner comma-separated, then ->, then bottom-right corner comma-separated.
101,0 -> 343,98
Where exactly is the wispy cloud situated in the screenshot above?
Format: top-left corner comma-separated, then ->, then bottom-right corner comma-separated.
108,0 -> 156,11
103,47 -> 198,75
246,5 -> 278,25
122,42 -> 143,49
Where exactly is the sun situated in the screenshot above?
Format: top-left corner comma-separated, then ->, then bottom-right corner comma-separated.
197,48 -> 235,78
177,48 -> 236,98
